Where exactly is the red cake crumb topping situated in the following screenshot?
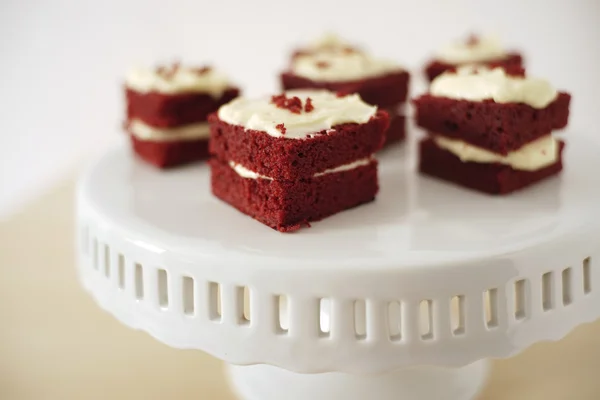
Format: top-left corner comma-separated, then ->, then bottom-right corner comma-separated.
466,34 -> 480,46
315,61 -> 330,69
157,62 -> 180,78
271,94 -> 302,113
271,94 -> 316,114
276,123 -> 287,135
341,46 -> 357,54
193,66 -> 212,75
304,97 -> 314,112
155,63 -> 212,79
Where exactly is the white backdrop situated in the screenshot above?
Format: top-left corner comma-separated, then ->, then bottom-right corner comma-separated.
1,0 -> 599,218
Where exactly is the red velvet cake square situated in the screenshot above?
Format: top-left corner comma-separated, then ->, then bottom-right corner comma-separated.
413,66 -> 570,195
209,89 -> 389,232
124,63 -> 240,168
423,35 -> 524,82
280,34 -> 409,147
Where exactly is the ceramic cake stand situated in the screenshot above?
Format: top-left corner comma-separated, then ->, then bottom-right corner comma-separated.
76,131 -> 600,400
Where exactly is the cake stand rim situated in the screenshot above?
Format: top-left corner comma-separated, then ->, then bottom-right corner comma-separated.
75,135 -> 600,373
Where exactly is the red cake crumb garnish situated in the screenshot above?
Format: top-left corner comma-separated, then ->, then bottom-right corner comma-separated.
269,95 -> 314,113
156,64 -> 211,79
157,62 -> 180,78
193,66 -> 212,75
271,94 -> 304,114
315,61 -> 330,69
304,97 -> 314,112
466,34 -> 480,46
336,91 -> 348,98
276,123 -> 287,135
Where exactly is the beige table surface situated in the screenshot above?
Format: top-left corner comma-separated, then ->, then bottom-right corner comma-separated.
1,178 -> 600,400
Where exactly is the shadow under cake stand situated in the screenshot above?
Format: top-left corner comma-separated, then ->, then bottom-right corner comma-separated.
76,131 -> 600,400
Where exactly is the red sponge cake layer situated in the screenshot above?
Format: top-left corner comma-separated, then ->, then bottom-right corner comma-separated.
209,111 -> 388,181
385,111 -> 406,146
424,53 -> 523,82
210,158 -> 378,232
126,88 -> 239,128
281,71 -> 409,108
413,93 -> 570,154
419,138 -> 564,195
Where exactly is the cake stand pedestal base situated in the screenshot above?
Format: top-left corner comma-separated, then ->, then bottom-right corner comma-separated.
227,359 -> 490,400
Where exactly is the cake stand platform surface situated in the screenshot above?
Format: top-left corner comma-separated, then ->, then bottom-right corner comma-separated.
77,132 -> 600,400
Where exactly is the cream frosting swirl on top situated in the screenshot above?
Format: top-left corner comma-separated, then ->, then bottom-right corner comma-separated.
291,51 -> 403,82
430,66 -> 558,109
217,89 -> 377,139
125,64 -> 231,98
305,32 -> 353,52
291,33 -> 403,82
436,35 -> 508,64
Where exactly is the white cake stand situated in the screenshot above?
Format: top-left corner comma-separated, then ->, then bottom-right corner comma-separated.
76,130 -> 600,400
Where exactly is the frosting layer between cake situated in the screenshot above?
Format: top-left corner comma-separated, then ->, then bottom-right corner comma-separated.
128,119 -> 210,141
433,134 -> 558,171
430,67 -> 558,109
217,89 -> 377,139
229,156 -> 374,180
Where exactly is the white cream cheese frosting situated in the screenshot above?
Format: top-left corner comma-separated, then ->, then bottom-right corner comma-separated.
228,156 -> 374,180
128,119 -> 210,142
436,35 -> 508,64
430,66 -> 558,109
217,89 -> 377,139
229,161 -> 272,180
125,65 -> 231,98
433,135 -> 558,171
305,33 -> 353,52
314,157 -> 373,177
291,51 -> 403,82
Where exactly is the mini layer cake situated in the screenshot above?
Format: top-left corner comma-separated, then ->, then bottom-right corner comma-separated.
424,35 -> 523,82
280,34 -> 409,147
125,64 -> 239,168
413,66 -> 571,194
209,89 -> 389,232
